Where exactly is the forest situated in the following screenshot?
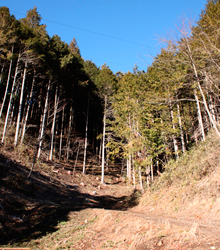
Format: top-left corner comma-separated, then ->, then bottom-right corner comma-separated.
0,0 -> 220,189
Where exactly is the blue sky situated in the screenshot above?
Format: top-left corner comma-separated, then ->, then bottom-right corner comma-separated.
1,0 -> 207,73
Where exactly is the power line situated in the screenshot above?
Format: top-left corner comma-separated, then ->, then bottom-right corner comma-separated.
10,10 -> 155,72
84,57 -> 131,68
11,10 -> 159,51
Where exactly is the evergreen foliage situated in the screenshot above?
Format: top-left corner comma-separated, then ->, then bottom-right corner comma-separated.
0,1 -> 220,185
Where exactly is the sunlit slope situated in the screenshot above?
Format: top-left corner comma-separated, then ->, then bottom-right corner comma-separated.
139,130 -> 220,220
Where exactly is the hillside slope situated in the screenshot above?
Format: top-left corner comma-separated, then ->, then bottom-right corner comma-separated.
0,130 -> 220,249
138,130 -> 220,220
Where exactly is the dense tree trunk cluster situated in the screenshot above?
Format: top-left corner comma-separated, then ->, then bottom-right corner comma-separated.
0,6 -> 103,173
0,1 -> 220,186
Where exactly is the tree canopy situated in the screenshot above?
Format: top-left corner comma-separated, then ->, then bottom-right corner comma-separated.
0,1 -> 220,186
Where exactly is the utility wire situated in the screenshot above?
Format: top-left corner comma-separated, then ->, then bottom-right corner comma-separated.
11,10 -> 160,51
11,10 -> 158,71
83,57 -> 131,67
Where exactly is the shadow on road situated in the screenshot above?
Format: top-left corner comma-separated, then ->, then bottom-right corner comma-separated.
0,153 -> 139,245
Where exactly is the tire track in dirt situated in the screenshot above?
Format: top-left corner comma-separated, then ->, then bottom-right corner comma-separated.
78,207 -> 220,249
125,209 -> 220,238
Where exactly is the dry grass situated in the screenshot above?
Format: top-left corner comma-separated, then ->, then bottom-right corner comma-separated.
1,123 -> 220,249
138,130 -> 220,220
16,207 -> 219,250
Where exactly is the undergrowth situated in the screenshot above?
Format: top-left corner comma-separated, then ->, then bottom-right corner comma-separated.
140,130 -> 220,218
153,130 -> 220,190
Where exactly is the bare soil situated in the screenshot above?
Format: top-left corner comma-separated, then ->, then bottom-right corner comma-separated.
0,145 -> 220,249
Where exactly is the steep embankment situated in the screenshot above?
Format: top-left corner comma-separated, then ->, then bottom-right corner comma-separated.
138,130 -> 220,220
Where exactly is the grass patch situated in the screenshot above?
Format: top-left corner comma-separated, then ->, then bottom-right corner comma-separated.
153,130 -> 220,190
140,130 -> 220,217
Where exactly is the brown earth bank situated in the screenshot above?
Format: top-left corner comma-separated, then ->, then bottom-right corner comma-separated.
0,145 -> 220,249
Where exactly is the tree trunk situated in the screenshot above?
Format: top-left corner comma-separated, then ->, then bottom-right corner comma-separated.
66,106 -> 73,162
132,158 -> 136,189
59,107 -> 65,161
168,98 -> 179,160
20,71 -> 36,144
182,105 -> 189,146
203,71 -> 219,123
0,61 -> 5,86
49,86 -> 58,161
127,110 -> 132,181
98,140 -> 102,165
20,94 -> 29,136
176,99 -> 186,153
127,155 -> 132,181
1,52 -> 20,144
198,76 -> 220,137
150,158 -> 154,182
73,142 -> 80,177
14,61 -> 27,147
146,165 -> 150,189
36,87 -> 43,121
101,95 -> 107,184
83,97 -> 89,175
194,89 -> 206,142
188,101 -> 198,144
37,80 -> 50,158
8,83 -> 19,127
0,46 -> 14,118
190,42 -> 219,137
139,166 -> 143,192
208,95 -> 216,124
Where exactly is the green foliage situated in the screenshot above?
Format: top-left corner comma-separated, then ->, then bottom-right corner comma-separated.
197,0 -> 220,36
83,60 -> 100,83
95,63 -> 117,99
69,37 -> 81,56
1,1 -> 220,184
0,7 -> 19,55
